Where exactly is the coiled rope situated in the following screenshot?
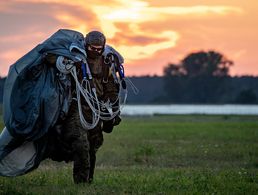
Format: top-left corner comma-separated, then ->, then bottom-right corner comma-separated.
56,56 -> 136,130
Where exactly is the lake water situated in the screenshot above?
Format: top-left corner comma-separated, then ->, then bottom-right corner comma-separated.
121,105 -> 258,116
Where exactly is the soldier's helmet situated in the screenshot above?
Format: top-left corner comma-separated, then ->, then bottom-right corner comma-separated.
85,31 -> 106,47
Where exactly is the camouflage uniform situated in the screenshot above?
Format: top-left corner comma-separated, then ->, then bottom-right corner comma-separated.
44,51 -> 120,183
86,55 -> 120,182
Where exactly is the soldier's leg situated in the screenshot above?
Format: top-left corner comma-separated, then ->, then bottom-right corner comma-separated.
88,146 -> 96,183
72,133 -> 90,183
62,103 -> 91,184
88,125 -> 103,183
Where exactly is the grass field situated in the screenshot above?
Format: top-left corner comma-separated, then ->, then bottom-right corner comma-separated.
0,115 -> 258,194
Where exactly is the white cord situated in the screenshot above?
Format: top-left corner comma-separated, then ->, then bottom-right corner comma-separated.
70,68 -> 100,130
57,57 -> 137,130
56,56 -> 74,74
125,77 -> 139,95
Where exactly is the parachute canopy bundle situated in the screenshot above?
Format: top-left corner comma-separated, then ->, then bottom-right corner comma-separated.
0,29 -> 128,176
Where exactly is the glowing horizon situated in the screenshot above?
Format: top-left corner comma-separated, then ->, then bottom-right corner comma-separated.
0,0 -> 257,77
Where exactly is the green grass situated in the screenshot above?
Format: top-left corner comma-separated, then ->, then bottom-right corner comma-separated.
0,115 -> 258,194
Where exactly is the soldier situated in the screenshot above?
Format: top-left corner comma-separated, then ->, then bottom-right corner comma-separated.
45,30 -> 121,184
83,30 -> 122,183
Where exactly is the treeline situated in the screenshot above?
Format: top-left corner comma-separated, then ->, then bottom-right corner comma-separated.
1,50 -> 258,104
127,50 -> 258,104
0,75 -> 258,105
127,76 -> 258,104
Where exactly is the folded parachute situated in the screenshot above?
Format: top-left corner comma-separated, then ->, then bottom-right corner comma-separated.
0,29 -> 86,176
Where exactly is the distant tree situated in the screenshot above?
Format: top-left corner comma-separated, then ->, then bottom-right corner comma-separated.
163,50 -> 234,103
163,64 -> 184,77
163,63 -> 187,103
181,51 -> 233,77
235,89 -> 257,104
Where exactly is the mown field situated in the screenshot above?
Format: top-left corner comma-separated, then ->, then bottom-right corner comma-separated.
0,115 -> 258,194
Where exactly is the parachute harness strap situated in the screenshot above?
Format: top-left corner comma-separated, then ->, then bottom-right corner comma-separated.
70,65 -> 100,130
59,54 -> 138,130
69,62 -> 126,130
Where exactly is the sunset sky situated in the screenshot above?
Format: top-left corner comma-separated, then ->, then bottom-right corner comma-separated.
0,0 -> 257,77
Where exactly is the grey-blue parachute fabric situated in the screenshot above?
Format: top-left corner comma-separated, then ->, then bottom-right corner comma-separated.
3,29 -> 86,140
0,29 -> 86,176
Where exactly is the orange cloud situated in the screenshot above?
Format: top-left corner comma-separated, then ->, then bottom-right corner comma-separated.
116,31 -> 179,60
146,5 -> 243,16
90,0 -> 245,69
109,32 -> 169,46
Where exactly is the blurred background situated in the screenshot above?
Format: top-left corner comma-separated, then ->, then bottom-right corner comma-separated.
0,1 -> 257,194
0,0 -> 258,112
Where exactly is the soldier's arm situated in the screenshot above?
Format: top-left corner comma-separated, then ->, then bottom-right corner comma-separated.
102,71 -> 122,131
103,70 -> 120,102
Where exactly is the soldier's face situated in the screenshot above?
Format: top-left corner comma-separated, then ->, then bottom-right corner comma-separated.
87,44 -> 103,59
88,45 -> 103,53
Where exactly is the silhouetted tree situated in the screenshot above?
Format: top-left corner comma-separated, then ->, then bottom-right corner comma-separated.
164,64 -> 184,77
163,50 -> 233,103
181,51 -> 233,77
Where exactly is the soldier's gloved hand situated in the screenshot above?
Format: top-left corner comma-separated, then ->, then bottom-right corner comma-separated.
102,120 -> 114,133
113,115 -> 121,126
102,115 -> 121,133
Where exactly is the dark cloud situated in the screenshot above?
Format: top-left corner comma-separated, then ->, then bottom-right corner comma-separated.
0,1 -> 98,36
110,33 -> 168,46
109,22 -> 169,46
0,1 -> 101,76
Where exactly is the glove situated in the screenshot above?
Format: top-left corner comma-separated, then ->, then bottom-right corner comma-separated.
113,115 -> 121,126
102,115 -> 121,133
102,120 -> 114,133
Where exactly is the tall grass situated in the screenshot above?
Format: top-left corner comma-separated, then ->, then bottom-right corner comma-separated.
0,115 -> 258,194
